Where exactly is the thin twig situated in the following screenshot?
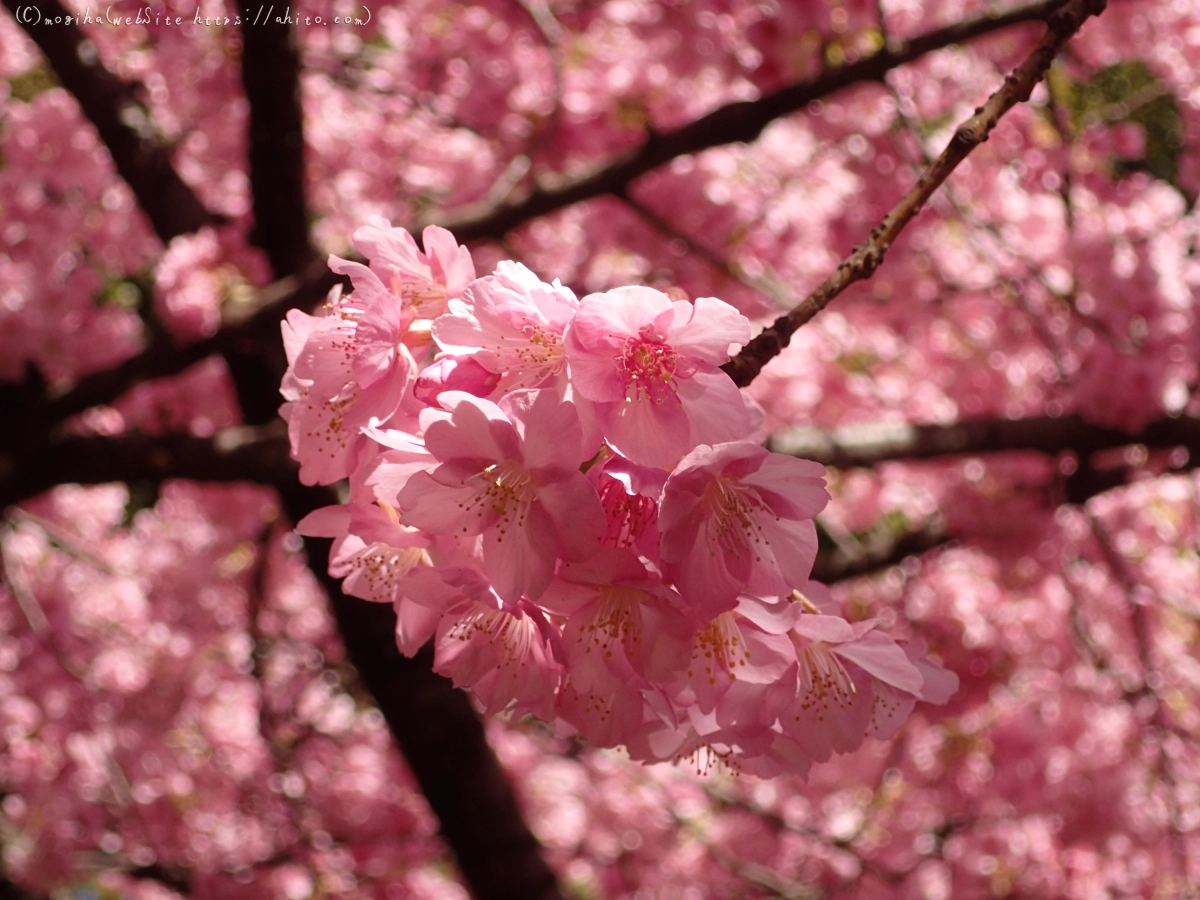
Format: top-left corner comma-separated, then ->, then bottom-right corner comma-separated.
769,412 -> 1200,470
722,0 -> 1108,388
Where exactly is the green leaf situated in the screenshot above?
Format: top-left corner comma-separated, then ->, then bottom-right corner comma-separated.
1063,60 -> 1185,186
8,62 -> 60,102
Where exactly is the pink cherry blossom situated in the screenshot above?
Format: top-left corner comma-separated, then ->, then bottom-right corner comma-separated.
295,501 -> 429,604
563,286 -> 753,466
540,550 -> 692,687
280,285 -> 418,486
658,442 -> 829,611
588,452 -> 668,560
331,219 -> 476,350
416,568 -> 564,718
774,585 -> 955,762
431,260 -> 580,395
397,389 -> 605,602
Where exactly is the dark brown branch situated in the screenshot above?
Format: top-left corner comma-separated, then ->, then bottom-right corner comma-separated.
769,413 -> 1200,469
0,878 -> 40,900
440,0 -> 1070,243
225,11 -> 316,424
237,9 -> 315,279
0,0 -> 216,242
0,425 -> 295,510
813,521 -> 950,584
722,0 -> 1108,388
29,261 -> 343,440
276,483 -> 565,900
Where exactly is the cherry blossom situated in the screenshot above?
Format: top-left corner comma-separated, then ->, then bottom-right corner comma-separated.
431,261 -> 580,396
563,286 -> 753,466
658,442 -> 830,612
396,390 -> 605,603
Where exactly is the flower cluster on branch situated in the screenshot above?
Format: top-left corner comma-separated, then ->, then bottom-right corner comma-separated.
282,221 -> 957,775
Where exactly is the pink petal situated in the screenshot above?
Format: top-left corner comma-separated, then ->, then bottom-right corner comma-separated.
397,470 -> 485,534
534,473 -> 606,561
352,218 -> 425,277
295,505 -> 352,537
677,366 -> 751,448
834,630 -> 925,695
666,295 -> 752,363
421,224 -> 476,290
422,393 -> 519,464
601,392 -> 691,467
791,613 -> 857,643
499,390 -> 586,469
483,499 -> 558,602
395,600 -> 444,657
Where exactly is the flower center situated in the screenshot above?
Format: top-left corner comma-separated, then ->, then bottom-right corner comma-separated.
347,544 -> 427,602
583,587 -> 645,658
457,461 -> 536,537
391,270 -> 448,319
704,478 -> 770,561
597,476 -> 657,548
617,339 -> 679,404
448,604 -> 536,664
507,323 -> 566,386
688,613 -> 750,685
796,642 -> 857,714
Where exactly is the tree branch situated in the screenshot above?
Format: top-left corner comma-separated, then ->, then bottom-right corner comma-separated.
769,413 -> 1200,469
0,0 -> 216,242
0,425 -> 295,511
228,11 -> 316,423
9,410 -> 1199,513
25,261 -> 342,442
275,483 -> 565,900
721,0 -> 1108,388
812,520 -> 950,584
237,9 -> 314,279
439,0 -> 1070,243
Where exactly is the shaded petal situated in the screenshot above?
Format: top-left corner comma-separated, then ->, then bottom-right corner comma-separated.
484,499 -> 558,602
677,366 -> 750,448
602,394 -> 691,468
667,295 -> 751,363
535,472 -> 606,561
398,470 -> 491,534
833,630 -> 925,695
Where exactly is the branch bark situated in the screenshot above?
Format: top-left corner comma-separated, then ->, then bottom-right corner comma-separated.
9,410 -> 1200,511
812,521 -> 950,584
0,424 -> 296,510
0,0 -> 216,242
237,9 -> 315,279
229,11 -> 317,424
26,261 -> 342,442
721,0 -> 1108,388
440,0 -> 1070,243
769,413 -> 1200,469
276,482 -> 565,900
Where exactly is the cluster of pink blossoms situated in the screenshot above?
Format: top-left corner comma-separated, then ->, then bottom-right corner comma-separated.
280,220 -> 957,775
